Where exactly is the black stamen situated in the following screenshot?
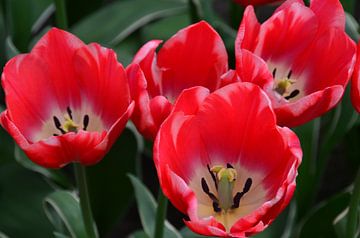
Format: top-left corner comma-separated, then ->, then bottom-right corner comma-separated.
201,177 -> 210,194
272,68 -> 277,78
53,116 -> 66,134
67,107 -> 73,120
227,163 -> 234,169
232,178 -> 253,209
53,133 -> 59,136
284,89 -> 300,100
83,115 -> 89,130
243,178 -> 252,194
287,70 -> 293,79
207,164 -> 218,190
201,178 -> 219,203
213,202 -> 221,213
232,192 -> 243,209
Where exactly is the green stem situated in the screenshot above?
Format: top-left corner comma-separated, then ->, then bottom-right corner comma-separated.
74,163 -> 98,238
346,168 -> 360,238
188,0 -> 201,23
54,0 -> 68,30
154,190 -> 168,238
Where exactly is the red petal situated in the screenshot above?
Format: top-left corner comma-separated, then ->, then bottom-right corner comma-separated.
172,86 -> 210,116
158,21 -> 228,100
351,42 -> 360,113
132,40 -> 162,97
236,49 -> 272,88
73,43 -> 131,128
2,28 -> 84,140
236,6 -> 260,55
274,86 -> 344,127
254,2 -> 318,63
127,64 -> 172,140
310,0 -> 345,30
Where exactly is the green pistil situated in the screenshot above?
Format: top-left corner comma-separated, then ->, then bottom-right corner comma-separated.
211,166 -> 237,211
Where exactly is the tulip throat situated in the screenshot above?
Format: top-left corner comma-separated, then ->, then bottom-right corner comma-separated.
201,164 -> 253,214
52,106 -> 90,136
273,69 -> 299,100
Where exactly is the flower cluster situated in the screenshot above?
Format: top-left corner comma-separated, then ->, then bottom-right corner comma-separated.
0,0 -> 358,237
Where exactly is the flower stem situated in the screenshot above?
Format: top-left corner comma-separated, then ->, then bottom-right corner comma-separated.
346,168 -> 360,238
54,0 -> 68,30
154,189 -> 168,238
188,0 -> 201,23
74,163 -> 98,238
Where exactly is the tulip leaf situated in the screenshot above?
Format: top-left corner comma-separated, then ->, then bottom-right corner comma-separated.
0,231 -> 9,238
53,232 -> 70,238
43,190 -> 87,238
128,230 -> 150,238
5,36 -> 20,59
14,145 -> 73,189
333,208 -> 349,238
71,0 -> 187,45
86,127 -> 140,236
5,0 -> 52,52
128,174 -> 182,238
0,126 -> 15,167
345,12 -> 360,41
297,191 -> 351,238
0,163 -> 53,237
180,227 -> 213,238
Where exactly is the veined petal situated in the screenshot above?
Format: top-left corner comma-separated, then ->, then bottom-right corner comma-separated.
310,0 -> 345,30
132,40 -> 162,97
236,6 -> 260,55
158,21 -> 228,101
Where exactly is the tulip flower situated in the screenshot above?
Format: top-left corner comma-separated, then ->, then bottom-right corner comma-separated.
233,0 -> 284,6
0,28 -> 134,168
235,0 -> 356,127
351,41 -> 360,113
127,21 -> 228,140
154,82 -> 302,237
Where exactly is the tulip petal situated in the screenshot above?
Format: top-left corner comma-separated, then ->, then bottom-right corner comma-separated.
236,6 -> 260,55
310,0 -> 345,29
158,21 -> 228,101
351,42 -> 360,113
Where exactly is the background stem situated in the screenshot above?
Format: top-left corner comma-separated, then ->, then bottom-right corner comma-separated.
154,189 -> 168,238
74,163 -> 98,238
346,169 -> 360,238
54,0 -> 68,29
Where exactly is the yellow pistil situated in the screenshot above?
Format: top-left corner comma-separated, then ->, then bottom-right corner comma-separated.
62,115 -> 79,133
274,78 -> 295,96
211,165 -> 237,211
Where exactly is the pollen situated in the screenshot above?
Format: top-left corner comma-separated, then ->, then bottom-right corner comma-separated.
62,115 -> 80,133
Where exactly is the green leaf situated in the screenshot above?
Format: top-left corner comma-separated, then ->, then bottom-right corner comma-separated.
5,36 -> 20,59
345,12 -> 360,41
72,0 -> 187,45
53,232 -> 70,238
128,174 -> 182,238
5,0 -> 52,52
0,231 -> 9,238
86,128 -> 140,236
297,191 -> 351,238
128,230 -> 150,238
180,227 -> 213,238
0,163 -> 53,237
0,126 -> 15,167
14,145 -> 73,189
44,190 -> 87,238
333,208 -> 348,238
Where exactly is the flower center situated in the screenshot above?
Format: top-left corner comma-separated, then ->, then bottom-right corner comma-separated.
201,163 -> 252,213
273,69 -> 299,100
52,106 -> 89,136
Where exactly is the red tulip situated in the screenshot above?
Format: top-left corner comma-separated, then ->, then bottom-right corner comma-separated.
0,28 -> 134,168
154,82 -> 302,237
351,41 -> 360,113
235,0 -> 356,127
233,0 -> 284,6
127,21 -> 228,140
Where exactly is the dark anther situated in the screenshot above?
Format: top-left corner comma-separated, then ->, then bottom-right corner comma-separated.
272,68 -> 277,78
213,202 -> 221,213
287,70 -> 293,79
243,178 -> 252,193
201,177 -> 210,194
227,163 -> 234,169
232,192 -> 243,209
284,89 -> 300,100
53,133 -> 59,136
67,107 -> 73,119
53,116 -> 65,134
232,177 -> 253,209
83,115 -> 89,130
201,178 -> 219,203
207,164 -> 218,190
